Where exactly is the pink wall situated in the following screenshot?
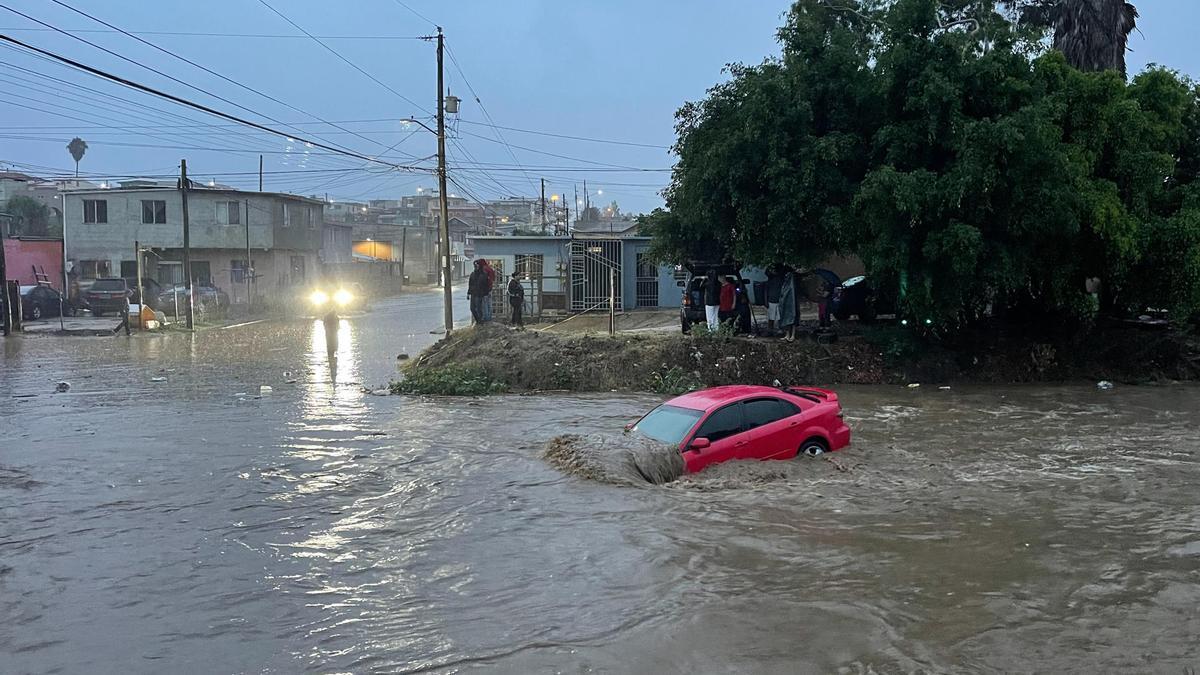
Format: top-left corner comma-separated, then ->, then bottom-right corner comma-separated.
2,238 -> 63,290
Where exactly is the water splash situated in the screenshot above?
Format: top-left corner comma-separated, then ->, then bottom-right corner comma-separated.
544,434 -> 685,485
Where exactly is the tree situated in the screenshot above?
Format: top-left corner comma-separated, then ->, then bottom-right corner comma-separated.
1008,0 -> 1139,76
652,0 -> 1200,332
67,137 -> 88,177
3,196 -> 51,237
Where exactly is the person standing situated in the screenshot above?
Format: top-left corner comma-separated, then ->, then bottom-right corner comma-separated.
467,259 -> 491,325
703,269 -> 720,332
765,265 -> 783,335
481,259 -> 496,322
779,268 -> 797,342
115,293 -> 131,336
507,271 -> 525,328
718,275 -> 737,329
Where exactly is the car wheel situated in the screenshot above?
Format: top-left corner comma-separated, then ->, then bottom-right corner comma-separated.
681,318 -> 691,335
799,438 -> 828,457
31,305 -> 42,320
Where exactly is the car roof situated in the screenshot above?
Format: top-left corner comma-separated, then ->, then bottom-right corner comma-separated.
666,385 -> 795,412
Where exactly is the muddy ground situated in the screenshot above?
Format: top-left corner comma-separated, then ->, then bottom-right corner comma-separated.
407,322 -> 1200,391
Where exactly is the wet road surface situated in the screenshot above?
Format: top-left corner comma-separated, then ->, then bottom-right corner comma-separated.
2,289 -> 1199,673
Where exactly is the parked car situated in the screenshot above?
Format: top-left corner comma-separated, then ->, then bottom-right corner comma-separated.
19,285 -> 74,321
831,275 -> 897,322
679,261 -> 749,334
627,385 -> 851,474
84,278 -> 130,317
124,277 -> 163,310
158,284 -> 230,316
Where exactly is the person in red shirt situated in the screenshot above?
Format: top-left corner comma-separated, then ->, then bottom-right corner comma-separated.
717,276 -> 737,328
480,259 -> 497,322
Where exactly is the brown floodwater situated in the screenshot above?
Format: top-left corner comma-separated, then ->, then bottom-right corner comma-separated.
2,290 -> 1198,673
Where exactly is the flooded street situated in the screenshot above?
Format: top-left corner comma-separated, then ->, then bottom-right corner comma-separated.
2,290 -> 1199,673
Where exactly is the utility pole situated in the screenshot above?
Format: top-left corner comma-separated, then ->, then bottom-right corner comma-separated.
180,159 -> 194,330
540,178 -> 547,233
562,194 -> 568,236
436,27 -> 453,334
135,239 -> 143,329
244,199 -> 252,309
258,154 -> 263,192
583,179 -> 589,216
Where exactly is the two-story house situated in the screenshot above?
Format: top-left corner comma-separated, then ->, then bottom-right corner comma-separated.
62,183 -> 323,304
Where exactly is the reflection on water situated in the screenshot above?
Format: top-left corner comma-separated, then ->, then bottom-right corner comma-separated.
2,307 -> 1199,673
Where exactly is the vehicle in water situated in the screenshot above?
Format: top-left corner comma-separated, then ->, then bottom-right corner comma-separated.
627,384 -> 851,474
158,284 -> 230,317
305,282 -> 368,316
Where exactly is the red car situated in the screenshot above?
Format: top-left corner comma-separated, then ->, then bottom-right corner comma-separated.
629,385 -> 851,474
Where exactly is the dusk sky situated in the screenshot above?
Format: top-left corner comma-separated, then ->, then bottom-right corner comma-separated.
0,1 -> 1192,216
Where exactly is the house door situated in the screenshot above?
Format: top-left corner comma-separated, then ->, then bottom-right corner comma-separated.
635,252 -> 658,308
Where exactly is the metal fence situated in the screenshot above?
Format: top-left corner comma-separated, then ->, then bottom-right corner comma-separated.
569,240 -> 622,312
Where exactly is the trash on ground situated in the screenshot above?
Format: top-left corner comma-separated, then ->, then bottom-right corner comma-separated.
907,383 -> 921,388
939,386 -> 951,391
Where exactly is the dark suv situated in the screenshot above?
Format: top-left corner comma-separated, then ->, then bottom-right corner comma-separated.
679,261 -> 747,333
84,278 -> 130,316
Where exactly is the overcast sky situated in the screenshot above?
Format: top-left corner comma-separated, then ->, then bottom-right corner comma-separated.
0,1 -> 1190,215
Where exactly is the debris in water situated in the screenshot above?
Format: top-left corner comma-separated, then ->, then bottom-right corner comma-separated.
55,381 -> 71,393
151,376 -> 167,383
259,385 -> 273,396
939,386 -> 951,391
397,353 -> 409,360
907,383 -> 921,388
1097,381 -> 1114,390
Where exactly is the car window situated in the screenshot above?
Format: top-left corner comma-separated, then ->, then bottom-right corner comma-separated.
91,279 -> 126,291
695,403 -> 744,442
744,398 -> 800,430
633,404 -> 703,445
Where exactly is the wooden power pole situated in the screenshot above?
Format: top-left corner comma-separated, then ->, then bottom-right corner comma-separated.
180,159 -> 194,329
436,27 -> 453,334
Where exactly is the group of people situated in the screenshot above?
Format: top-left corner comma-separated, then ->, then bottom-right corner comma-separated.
763,264 -> 832,341
467,259 -> 526,328
701,265 -> 833,341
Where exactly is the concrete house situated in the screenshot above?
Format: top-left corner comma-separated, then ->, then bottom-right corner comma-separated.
62,183 -> 323,304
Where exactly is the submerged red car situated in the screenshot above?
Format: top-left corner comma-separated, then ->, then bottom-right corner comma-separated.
628,385 -> 851,474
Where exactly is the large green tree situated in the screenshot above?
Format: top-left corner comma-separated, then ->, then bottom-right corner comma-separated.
652,0 -> 1200,330
3,195 -> 51,237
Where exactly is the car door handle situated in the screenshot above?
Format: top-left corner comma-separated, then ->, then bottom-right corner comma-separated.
788,421 -> 799,427
735,440 -> 748,446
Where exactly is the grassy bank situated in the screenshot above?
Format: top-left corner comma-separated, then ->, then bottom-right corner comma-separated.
394,323 -> 1200,395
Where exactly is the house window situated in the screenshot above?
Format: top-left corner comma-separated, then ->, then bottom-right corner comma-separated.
158,261 -> 183,285
282,203 -> 291,227
141,200 -> 167,224
83,199 -> 107,224
514,253 -> 544,278
307,206 -> 316,230
217,200 -> 240,225
79,259 -> 112,279
231,259 -> 256,284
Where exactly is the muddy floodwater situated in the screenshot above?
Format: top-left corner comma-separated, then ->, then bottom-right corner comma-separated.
2,290 -> 1199,673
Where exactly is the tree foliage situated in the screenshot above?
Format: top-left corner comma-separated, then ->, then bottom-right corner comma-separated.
652,0 -> 1200,329
3,196 -> 50,237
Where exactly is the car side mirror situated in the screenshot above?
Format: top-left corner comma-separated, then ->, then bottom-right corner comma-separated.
689,438 -> 711,451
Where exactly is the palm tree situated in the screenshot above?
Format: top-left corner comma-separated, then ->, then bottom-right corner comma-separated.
66,137 -> 88,177
1010,0 -> 1139,76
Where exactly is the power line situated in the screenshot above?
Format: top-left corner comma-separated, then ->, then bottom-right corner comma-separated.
0,26 -> 426,39
444,42 -> 539,193
456,119 -> 670,149
453,126 -> 655,170
254,0 -> 429,115
389,0 -> 438,30
0,3 -> 370,158
45,0 -> 410,158
0,33 -> 427,171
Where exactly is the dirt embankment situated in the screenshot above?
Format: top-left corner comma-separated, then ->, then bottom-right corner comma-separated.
405,323 -> 1200,392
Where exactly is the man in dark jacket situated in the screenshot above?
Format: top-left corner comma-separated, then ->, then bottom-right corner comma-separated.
507,271 -> 525,328
467,260 -> 492,324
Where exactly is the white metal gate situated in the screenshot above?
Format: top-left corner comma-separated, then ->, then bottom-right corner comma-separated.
635,252 -> 658,307
570,240 -> 622,312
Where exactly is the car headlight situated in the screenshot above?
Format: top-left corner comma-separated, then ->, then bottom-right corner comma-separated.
309,290 -> 329,306
333,289 -> 353,306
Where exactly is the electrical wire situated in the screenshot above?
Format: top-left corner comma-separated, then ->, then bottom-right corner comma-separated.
254,0 -> 429,115
0,26 -> 426,39
47,0 -> 419,158
0,33 -> 428,171
455,119 -> 670,149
